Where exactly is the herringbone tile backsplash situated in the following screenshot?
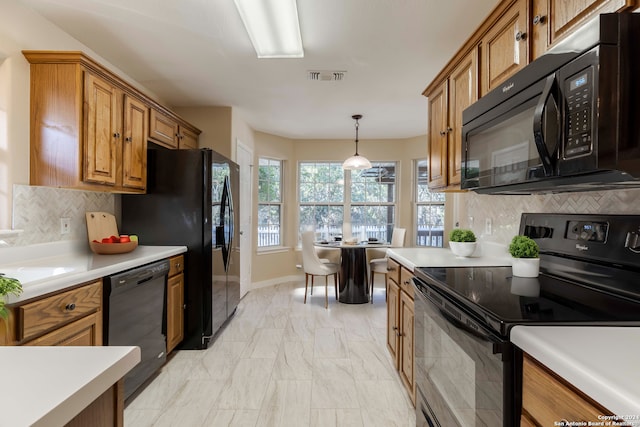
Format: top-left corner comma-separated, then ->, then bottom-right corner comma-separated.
6,184 -> 640,248
9,185 -> 115,246
463,188 -> 640,245
460,189 -> 640,244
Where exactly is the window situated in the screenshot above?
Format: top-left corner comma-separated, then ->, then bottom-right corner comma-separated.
350,162 -> 396,242
257,158 -> 282,247
416,160 -> 445,247
298,162 -> 344,240
298,161 -> 397,243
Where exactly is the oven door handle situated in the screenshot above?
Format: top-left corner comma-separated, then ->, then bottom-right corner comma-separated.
533,73 -> 558,177
439,308 -> 503,355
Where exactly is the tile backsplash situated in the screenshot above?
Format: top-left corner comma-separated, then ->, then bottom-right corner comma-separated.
462,188 -> 640,245
7,185 -> 115,246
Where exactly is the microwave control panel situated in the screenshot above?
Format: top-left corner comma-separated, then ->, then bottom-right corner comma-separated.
564,68 -> 594,159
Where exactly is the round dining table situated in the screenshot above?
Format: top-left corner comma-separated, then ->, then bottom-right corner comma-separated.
315,240 -> 389,304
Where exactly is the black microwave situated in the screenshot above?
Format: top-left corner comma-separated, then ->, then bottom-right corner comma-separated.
461,13 -> 640,194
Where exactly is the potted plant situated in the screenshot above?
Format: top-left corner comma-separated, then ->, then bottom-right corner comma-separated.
509,235 -> 540,277
449,229 -> 477,257
0,274 -> 22,320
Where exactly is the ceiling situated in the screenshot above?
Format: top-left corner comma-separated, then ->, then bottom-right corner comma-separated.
22,0 -> 500,140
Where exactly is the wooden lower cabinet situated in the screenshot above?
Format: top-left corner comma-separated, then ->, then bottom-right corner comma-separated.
521,354 -> 613,425
24,311 -> 102,346
166,255 -> 185,353
386,258 -> 416,406
0,279 -> 103,346
66,379 -> 124,427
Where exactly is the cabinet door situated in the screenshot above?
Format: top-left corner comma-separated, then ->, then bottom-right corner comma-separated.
399,290 -> 415,405
24,312 -> 102,346
549,0 -> 635,45
427,81 -> 448,189
179,126 -> 199,149
531,0 -> 550,60
167,273 -> 184,353
122,95 -> 148,190
481,0 -> 529,95
386,279 -> 400,369
84,73 -> 119,186
447,49 -> 478,187
149,108 -> 179,148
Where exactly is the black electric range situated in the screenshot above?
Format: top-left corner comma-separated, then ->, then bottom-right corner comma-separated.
412,213 -> 640,427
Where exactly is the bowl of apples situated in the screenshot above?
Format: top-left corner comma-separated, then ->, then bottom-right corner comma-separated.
86,211 -> 139,255
89,234 -> 138,255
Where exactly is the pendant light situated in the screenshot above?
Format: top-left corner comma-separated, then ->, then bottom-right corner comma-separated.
342,114 -> 372,170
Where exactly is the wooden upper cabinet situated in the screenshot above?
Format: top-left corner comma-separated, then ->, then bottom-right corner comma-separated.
481,0 -> 529,96
123,95 -> 148,190
149,108 -> 199,149
427,81 -> 448,189
448,50 -> 478,187
24,51 -> 201,193
179,126 -> 199,149
425,48 -> 478,190
149,108 -> 179,148
84,73 -> 119,187
532,0 -> 636,59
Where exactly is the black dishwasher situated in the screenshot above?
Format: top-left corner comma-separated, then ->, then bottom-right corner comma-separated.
104,259 -> 169,401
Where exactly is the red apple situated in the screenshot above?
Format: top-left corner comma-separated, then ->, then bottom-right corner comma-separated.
101,237 -> 112,243
92,239 -> 99,243
110,235 -> 119,243
119,235 -> 130,243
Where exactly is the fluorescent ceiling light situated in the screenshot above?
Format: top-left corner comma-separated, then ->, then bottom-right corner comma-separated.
233,0 -> 304,58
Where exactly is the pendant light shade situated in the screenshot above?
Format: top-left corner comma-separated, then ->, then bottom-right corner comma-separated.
342,114 -> 372,170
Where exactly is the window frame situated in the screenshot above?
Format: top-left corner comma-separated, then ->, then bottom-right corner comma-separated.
297,161 -> 398,243
257,157 -> 284,248
415,159 -> 445,247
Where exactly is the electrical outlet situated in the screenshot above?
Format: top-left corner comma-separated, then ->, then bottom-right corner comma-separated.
60,217 -> 71,235
485,218 -> 492,235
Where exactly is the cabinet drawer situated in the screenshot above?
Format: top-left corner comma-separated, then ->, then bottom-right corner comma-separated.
168,255 -> 184,277
18,281 -> 102,341
400,267 -> 414,299
387,258 -> 401,284
522,354 -> 609,425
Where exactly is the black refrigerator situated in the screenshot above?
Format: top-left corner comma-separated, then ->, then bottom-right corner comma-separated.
121,147 -> 240,349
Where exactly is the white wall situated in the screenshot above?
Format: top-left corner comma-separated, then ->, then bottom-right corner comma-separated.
0,0 -> 162,230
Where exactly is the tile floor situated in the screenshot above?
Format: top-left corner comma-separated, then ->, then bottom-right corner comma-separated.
124,280 -> 416,426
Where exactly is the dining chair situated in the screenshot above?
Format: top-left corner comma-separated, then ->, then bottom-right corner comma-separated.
301,231 -> 340,309
369,227 -> 406,303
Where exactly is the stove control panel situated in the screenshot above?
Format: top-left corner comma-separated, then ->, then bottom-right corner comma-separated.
567,220 -> 608,242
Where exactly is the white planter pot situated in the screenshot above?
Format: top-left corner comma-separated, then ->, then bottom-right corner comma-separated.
449,241 -> 477,257
511,257 -> 540,278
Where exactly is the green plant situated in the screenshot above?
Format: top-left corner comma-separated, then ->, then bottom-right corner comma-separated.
449,229 -> 476,242
509,235 -> 540,258
0,274 -> 22,320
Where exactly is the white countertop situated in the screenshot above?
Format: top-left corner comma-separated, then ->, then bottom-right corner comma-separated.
512,326 -> 640,416
0,241 -> 187,303
0,346 -> 140,427
387,242 -> 511,271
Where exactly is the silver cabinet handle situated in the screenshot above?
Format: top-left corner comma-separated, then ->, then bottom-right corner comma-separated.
515,31 -> 526,42
533,15 -> 546,25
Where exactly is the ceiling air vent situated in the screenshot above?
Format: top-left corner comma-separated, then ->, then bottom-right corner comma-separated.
307,70 -> 346,81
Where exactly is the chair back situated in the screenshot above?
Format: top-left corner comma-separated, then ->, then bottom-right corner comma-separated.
301,231 -> 328,275
390,228 -> 406,247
